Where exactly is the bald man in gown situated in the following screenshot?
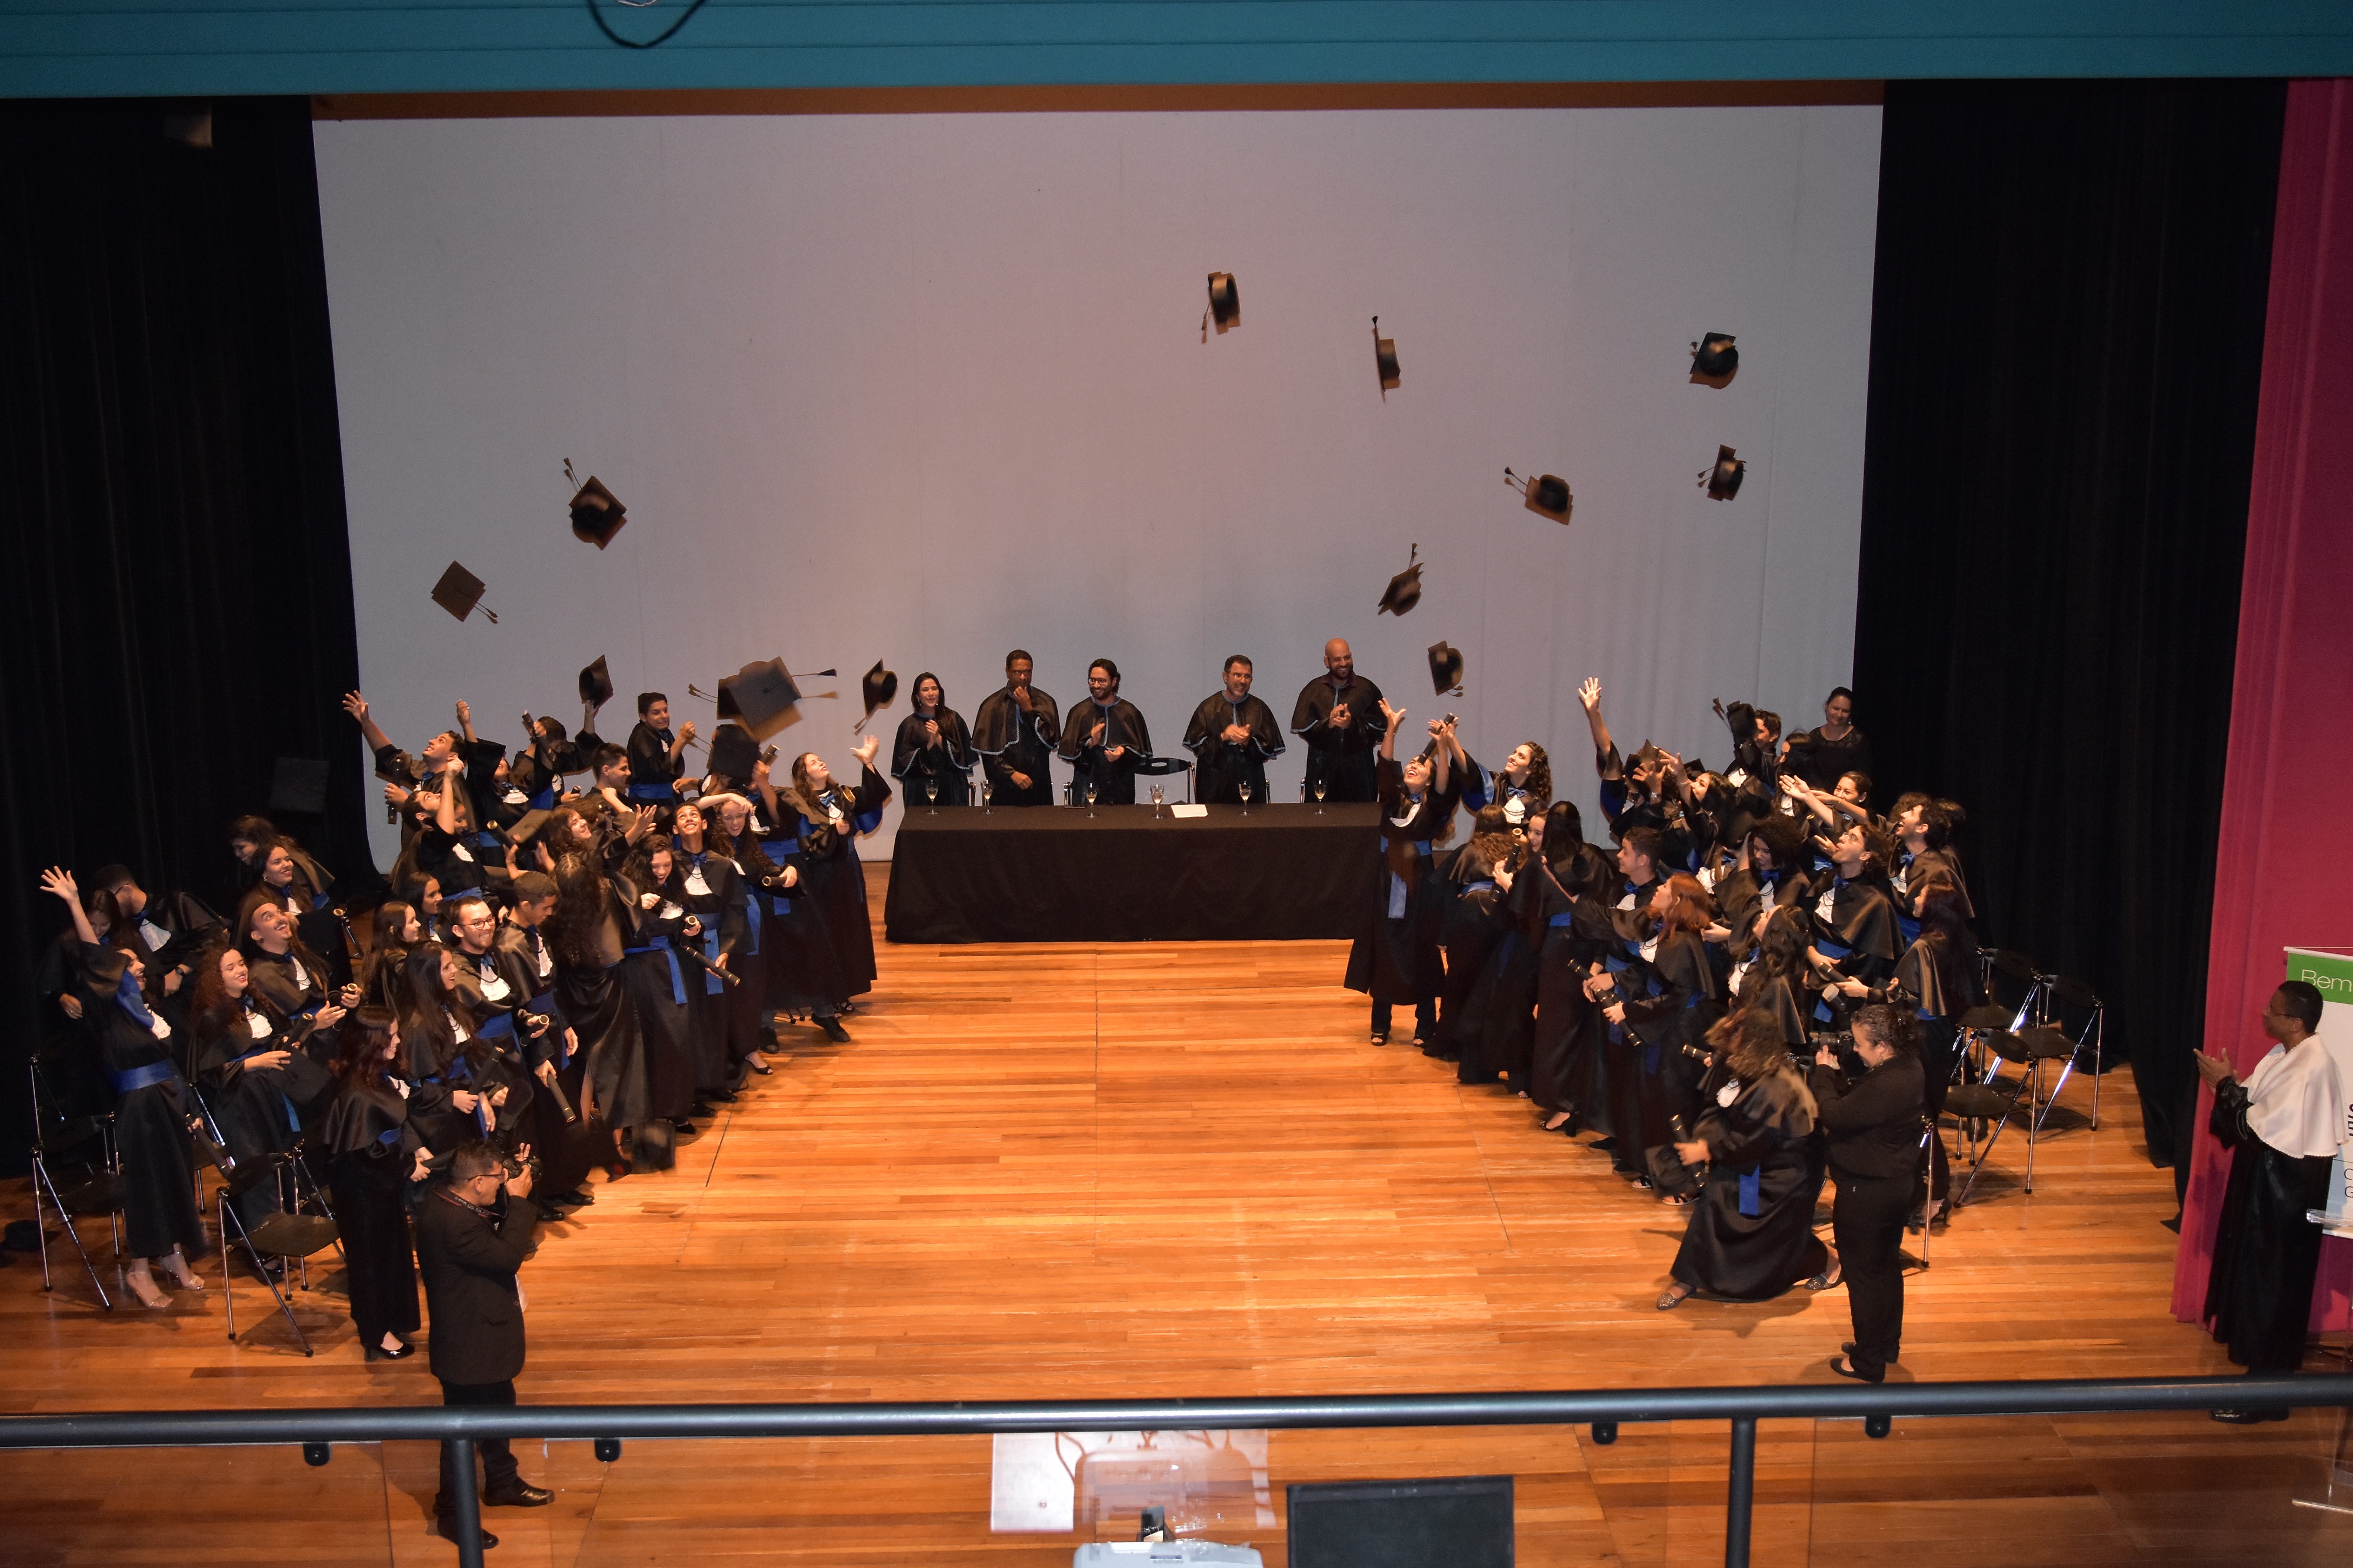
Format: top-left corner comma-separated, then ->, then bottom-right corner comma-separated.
1291,639 -> 1385,804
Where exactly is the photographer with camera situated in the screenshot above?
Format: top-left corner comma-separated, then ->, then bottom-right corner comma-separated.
418,1139 -> 550,1549
1809,1003 -> 1927,1383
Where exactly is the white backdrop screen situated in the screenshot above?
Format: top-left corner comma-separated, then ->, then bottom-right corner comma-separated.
314,106 -> 1882,868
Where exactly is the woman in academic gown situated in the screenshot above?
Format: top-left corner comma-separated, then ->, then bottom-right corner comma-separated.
1710,817 -> 1813,958
394,942 -> 508,1156
358,900 -> 422,1012
1528,803 -> 1616,1133
239,836 -> 339,966
1604,873 -> 1727,1189
1431,806 -> 1517,1064
1489,742 -> 1553,824
314,1007 -> 425,1362
716,777 -> 853,1050
891,673 -> 976,809
1658,1007 -> 1833,1308
37,868 -> 206,1309
2196,982 -> 2347,1398
1451,811 -> 1544,1090
768,739 -> 892,1002
545,816 -> 652,1179
1727,907 -> 1815,1054
618,835 -> 699,1149
666,801 -> 751,1106
1344,703 -> 1461,1047
188,943 -> 319,1235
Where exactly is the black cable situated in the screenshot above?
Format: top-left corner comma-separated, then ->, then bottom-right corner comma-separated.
585,0 -> 711,50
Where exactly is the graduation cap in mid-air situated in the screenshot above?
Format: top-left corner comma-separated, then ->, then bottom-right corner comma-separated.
708,725 -> 763,781
431,562 -> 497,623
565,461 -> 626,549
709,658 -> 836,740
856,660 -> 899,733
1372,316 -> 1400,395
1427,640 -> 1465,697
1377,543 -> 1424,617
1204,272 -> 1239,337
578,656 -> 614,709
1691,332 -> 1739,382
1505,468 -> 1572,525
1703,445 -> 1746,500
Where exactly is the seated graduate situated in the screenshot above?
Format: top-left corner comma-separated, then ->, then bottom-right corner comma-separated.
2195,981 -> 2348,1419
892,672 -> 976,808
358,900 -> 422,1011
240,900 -> 354,1062
971,650 -> 1060,808
1058,658 -> 1151,805
1657,1006 -> 1832,1309
1183,655 -> 1286,805
1343,702 -> 1459,1047
1290,638 -> 1385,804
625,690 -> 694,810
188,941 -> 322,1235
315,1007 -> 426,1362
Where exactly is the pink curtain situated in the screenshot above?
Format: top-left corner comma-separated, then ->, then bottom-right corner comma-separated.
2171,79 -> 2353,1334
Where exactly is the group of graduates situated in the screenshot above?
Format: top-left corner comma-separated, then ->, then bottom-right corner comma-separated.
1332,676 -> 1974,1379
32,682 -> 892,1353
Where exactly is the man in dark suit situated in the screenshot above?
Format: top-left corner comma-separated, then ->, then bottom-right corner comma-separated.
418,1140 -> 550,1549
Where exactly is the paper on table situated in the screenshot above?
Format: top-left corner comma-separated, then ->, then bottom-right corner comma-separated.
1170,804 -> 1209,819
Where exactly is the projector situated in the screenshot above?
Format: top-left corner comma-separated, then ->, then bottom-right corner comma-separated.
1073,1544 -> 1263,1567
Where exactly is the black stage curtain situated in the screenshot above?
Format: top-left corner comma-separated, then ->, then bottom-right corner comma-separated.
0,98 -> 371,1166
1852,79 -> 2284,1176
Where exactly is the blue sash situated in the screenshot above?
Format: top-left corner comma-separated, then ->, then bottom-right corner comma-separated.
625,943 -> 688,1006
1812,935 -> 1852,1022
628,780 -> 678,804
108,1060 -> 178,1095
1462,880 -> 1496,894
701,922 -> 725,995
1738,1167 -> 1762,1218
475,1009 -> 518,1042
742,889 -> 763,955
1547,910 -> 1578,928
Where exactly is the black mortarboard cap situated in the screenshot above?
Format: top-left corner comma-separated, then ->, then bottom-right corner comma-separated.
1705,445 -> 1745,500
268,757 -> 329,816
432,562 -> 495,623
1207,272 -> 1239,330
1372,316 -> 1399,393
569,475 -> 626,549
1691,332 -> 1739,381
1377,543 -> 1423,617
709,726 -> 759,780
1428,640 -> 1464,696
578,655 -> 614,709
858,660 -> 899,732
718,659 -> 803,739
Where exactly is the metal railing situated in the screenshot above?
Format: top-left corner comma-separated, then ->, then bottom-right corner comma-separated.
5,1374 -> 2349,1567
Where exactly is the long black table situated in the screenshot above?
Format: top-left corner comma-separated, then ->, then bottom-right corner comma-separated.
882,802 -> 1379,943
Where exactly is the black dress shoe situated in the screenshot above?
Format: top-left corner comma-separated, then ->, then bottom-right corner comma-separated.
1829,1355 -> 1883,1384
484,1480 -> 553,1507
434,1519 -> 498,1548
1590,1136 -> 1618,1152
818,1016 -> 851,1043
549,1188 -> 593,1208
672,1119 -> 698,1137
705,1086 -> 738,1103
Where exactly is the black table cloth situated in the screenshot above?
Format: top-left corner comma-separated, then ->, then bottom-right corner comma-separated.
883,802 -> 1380,943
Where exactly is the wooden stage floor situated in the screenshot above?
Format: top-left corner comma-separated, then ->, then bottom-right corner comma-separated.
5,869 -> 2348,1565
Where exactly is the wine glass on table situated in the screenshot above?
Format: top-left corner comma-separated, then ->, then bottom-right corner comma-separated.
980,780 -> 992,815
1150,783 -> 1165,818
925,778 -> 938,816
1314,778 -> 1327,815
1085,782 -> 1097,819
1238,779 -> 1252,816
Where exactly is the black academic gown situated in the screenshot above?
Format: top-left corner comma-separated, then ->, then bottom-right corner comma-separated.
784,765 -> 892,997
669,844 -> 750,1093
191,999 -> 309,1226
1807,877 -> 1901,1030
1182,692 -> 1285,805
315,1073 -> 424,1343
1621,928 -> 1727,1165
626,720 -> 684,807
554,866 -> 651,1150
1345,758 -> 1462,1007
618,886 -> 698,1131
892,707 -> 976,808
72,947 -> 204,1260
451,943 -> 544,1139
1889,930 -> 1979,1115
2204,1065 -> 2338,1372
1528,847 -> 1615,1120
1670,1065 -> 1829,1299
1453,853 -> 1541,1086
1058,697 -> 1151,805
497,920 -> 593,1195
1433,843 -> 1511,1062
971,686 -> 1061,807
1290,674 -> 1385,803
734,819 -> 848,1015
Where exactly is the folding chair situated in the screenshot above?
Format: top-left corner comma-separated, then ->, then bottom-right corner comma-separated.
26,1045 -> 121,1309
1133,755 -> 1193,804
2038,976 -> 2106,1132
1943,1029 -> 2039,1206
218,1145 -> 341,1356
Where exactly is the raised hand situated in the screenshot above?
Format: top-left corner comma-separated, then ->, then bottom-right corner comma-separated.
680,720 -> 697,742
38,866 -> 77,903
454,699 -> 471,726
1578,677 -> 1601,712
853,735 -> 881,767
342,691 -> 370,722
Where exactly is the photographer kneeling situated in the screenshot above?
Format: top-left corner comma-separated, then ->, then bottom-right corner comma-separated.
419,1139 -> 551,1549
1810,1004 -> 1927,1383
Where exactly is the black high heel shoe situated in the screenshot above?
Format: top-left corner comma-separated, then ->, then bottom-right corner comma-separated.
364,1339 -> 414,1362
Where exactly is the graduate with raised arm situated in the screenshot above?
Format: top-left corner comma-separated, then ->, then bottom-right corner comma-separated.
970,650 -> 1060,808
1291,639 -> 1385,804
1343,700 -> 1459,1046
1183,655 -> 1285,805
891,673 -> 976,808
625,692 -> 695,809
774,738 -> 893,1000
